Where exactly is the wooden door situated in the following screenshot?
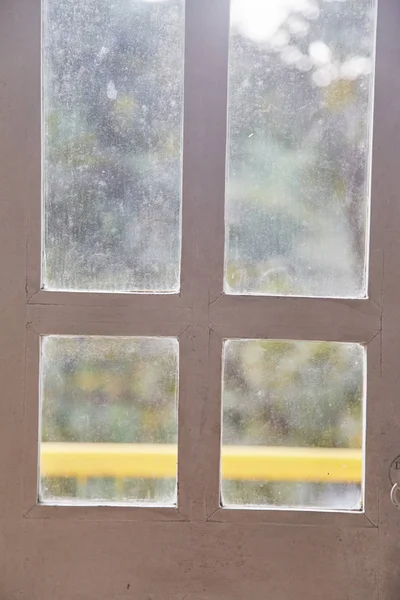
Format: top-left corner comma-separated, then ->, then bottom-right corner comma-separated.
0,0 -> 399,598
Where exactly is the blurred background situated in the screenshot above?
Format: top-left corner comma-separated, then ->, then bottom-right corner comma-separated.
42,0 -> 374,509
41,335 -> 364,509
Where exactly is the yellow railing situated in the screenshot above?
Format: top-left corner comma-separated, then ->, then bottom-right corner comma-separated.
41,443 -> 362,483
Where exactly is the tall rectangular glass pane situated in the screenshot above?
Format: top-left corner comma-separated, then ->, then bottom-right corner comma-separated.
43,0 -> 184,292
225,0 -> 376,297
40,336 -> 178,505
222,339 -> 365,510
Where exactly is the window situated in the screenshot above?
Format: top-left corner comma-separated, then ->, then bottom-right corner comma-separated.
36,0 -> 375,513
1,0 -> 399,597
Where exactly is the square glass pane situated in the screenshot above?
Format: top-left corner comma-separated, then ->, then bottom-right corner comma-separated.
43,0 -> 184,292
40,336 -> 178,505
222,339 -> 365,510
225,0 -> 376,297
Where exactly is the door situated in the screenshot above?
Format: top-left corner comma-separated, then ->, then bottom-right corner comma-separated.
0,0 -> 399,598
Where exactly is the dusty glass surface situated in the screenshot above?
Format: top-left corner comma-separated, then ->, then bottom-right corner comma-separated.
43,0 -> 184,291
222,339 -> 365,509
40,336 -> 178,505
225,0 -> 376,297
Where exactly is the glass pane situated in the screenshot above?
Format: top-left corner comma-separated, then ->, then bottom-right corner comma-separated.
222,339 -> 364,510
43,0 -> 184,292
225,0 -> 376,297
40,336 -> 178,505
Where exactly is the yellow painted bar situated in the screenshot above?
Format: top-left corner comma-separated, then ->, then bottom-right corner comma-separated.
41,443 -> 177,479
222,445 -> 362,483
41,443 -> 362,483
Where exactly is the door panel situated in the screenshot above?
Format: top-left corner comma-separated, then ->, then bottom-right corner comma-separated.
0,0 -> 399,598
5,522 -> 378,599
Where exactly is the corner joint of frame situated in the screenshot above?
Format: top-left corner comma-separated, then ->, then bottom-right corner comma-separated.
205,505 -> 221,522
363,512 -> 378,528
175,507 -> 189,522
26,289 -> 42,305
366,328 -> 381,345
23,503 -> 38,519
208,291 -> 224,309
25,320 -> 40,337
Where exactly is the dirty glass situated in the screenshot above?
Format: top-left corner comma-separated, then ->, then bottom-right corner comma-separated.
43,0 -> 184,291
222,339 -> 365,510
40,336 -> 178,505
225,0 -> 376,297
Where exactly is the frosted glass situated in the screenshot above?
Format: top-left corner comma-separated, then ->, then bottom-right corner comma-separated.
43,0 -> 184,292
222,339 -> 364,510
40,336 -> 178,505
225,0 -> 376,297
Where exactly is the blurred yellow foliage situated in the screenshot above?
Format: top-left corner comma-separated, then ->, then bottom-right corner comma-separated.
324,79 -> 356,112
